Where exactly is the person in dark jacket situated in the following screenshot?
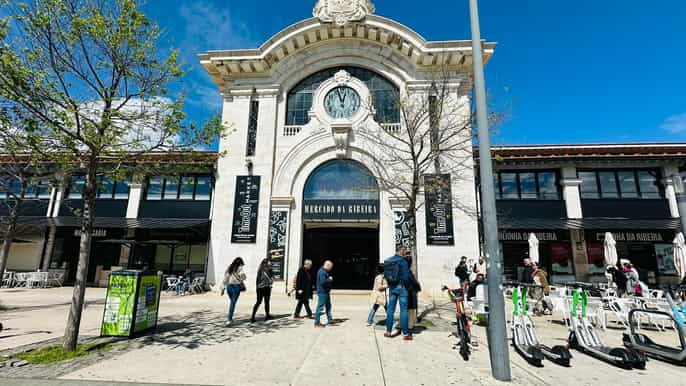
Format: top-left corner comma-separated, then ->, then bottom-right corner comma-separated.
520,258 -> 535,284
251,258 -> 274,323
293,259 -> 314,319
454,256 -> 469,286
405,255 -> 421,330
314,260 -> 334,327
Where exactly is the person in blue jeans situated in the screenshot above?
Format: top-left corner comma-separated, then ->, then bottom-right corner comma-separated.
223,257 -> 246,326
314,260 -> 334,327
384,247 -> 413,341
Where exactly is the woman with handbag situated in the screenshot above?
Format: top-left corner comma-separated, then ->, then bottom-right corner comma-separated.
223,257 -> 246,326
251,258 -> 275,323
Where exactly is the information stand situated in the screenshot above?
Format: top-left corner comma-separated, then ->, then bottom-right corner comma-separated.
100,270 -> 162,337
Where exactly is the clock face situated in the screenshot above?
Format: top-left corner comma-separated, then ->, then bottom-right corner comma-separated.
324,86 -> 361,119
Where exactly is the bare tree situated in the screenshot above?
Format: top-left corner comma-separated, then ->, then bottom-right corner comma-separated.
0,0 -> 225,351
361,70 -> 477,265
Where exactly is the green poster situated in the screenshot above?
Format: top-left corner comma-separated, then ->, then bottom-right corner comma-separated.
101,274 -> 137,336
133,275 -> 162,333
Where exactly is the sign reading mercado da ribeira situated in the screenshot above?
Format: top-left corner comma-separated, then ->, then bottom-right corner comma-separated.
303,200 -> 379,221
424,174 -> 455,246
231,176 -> 261,243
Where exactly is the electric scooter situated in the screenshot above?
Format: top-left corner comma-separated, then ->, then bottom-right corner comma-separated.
509,282 -> 572,367
567,284 -> 646,369
623,287 -> 686,365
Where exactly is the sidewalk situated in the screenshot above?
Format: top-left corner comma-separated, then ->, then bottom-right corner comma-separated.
2,287 -> 686,385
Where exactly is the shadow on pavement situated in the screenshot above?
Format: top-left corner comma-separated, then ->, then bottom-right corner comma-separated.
139,310 -> 304,350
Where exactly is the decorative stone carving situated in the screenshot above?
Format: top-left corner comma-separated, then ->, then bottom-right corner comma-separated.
313,0 -> 375,26
331,124 -> 352,157
334,69 -> 352,85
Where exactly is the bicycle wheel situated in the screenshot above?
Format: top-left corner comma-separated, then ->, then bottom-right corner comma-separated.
458,317 -> 471,361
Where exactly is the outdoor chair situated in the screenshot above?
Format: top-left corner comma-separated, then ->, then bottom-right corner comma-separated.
1,271 -> 15,288
638,299 -> 673,331
14,272 -> 28,288
606,297 -> 635,330
47,270 -> 65,287
165,276 -> 178,294
469,283 -> 489,321
189,277 -> 205,294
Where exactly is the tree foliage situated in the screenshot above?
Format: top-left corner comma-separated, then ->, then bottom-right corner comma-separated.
0,0 -> 226,351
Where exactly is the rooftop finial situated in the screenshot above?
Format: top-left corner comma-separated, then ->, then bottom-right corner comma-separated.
313,0 -> 375,26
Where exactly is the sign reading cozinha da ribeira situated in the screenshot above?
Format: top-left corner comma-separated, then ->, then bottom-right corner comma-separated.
231,176 -> 261,243
424,174 -> 455,245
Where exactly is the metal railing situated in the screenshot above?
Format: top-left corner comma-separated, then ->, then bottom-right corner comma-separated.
283,125 -> 302,136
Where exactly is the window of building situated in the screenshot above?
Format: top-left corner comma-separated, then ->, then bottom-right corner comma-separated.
145,175 -> 213,201
97,177 -> 129,200
286,66 -> 400,125
146,176 -> 164,200
20,178 -> 52,200
494,171 -> 561,200
246,100 -> 259,156
579,169 -> 663,199
67,176 -> 85,199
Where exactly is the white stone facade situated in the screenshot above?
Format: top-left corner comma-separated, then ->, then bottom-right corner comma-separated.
200,5 -> 494,294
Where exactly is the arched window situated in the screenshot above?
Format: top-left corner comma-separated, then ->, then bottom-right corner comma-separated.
304,160 -> 379,201
286,67 -> 400,126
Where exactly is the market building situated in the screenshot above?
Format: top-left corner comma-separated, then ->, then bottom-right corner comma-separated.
2,1 -> 686,292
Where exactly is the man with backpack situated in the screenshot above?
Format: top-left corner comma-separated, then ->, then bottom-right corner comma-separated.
384,247 -> 412,341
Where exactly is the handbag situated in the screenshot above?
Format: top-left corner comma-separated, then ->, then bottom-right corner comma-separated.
239,282 -> 247,292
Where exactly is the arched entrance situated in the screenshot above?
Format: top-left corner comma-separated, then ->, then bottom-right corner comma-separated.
302,159 -> 380,289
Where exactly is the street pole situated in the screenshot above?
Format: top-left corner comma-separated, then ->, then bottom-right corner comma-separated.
672,174 -> 686,235
468,0 -> 512,381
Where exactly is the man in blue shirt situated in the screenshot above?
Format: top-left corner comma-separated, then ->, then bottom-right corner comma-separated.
384,247 -> 412,340
314,260 -> 334,327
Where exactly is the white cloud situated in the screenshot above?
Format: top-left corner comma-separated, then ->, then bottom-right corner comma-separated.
660,113 -> 686,133
178,3 -> 257,112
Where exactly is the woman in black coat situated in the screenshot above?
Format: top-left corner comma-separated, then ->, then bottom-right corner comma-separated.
293,259 -> 314,318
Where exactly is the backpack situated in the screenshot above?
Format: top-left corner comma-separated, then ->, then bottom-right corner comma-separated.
384,258 -> 402,286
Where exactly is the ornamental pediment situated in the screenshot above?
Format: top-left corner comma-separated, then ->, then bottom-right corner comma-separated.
313,0 -> 375,26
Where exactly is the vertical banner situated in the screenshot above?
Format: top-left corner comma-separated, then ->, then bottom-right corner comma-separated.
394,211 -> 414,251
231,176 -> 261,243
424,174 -> 455,246
268,210 -> 288,280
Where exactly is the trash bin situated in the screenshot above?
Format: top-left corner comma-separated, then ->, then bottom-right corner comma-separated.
100,270 -> 162,337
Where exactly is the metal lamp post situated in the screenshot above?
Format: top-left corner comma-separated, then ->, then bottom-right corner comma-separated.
468,0 -> 512,381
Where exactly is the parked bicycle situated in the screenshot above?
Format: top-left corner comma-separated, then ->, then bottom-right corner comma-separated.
442,283 -> 472,361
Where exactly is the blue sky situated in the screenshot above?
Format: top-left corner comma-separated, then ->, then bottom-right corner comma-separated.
143,0 -> 686,145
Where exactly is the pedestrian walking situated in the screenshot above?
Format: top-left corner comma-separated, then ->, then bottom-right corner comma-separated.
405,255 -> 421,330
251,258 -> 274,323
293,259 -> 314,319
531,263 -> 553,315
472,256 -> 486,281
367,264 -> 387,326
314,260 -> 334,327
222,257 -> 246,326
520,258 -> 535,284
384,247 -> 412,341
454,256 -> 469,286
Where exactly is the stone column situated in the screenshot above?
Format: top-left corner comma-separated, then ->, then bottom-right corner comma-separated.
662,165 -> 680,218
126,179 -> 144,219
570,229 -> 590,281
560,166 -> 583,219
41,225 -> 57,271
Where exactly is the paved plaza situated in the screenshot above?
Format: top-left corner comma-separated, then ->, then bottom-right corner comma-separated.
1,287 -> 685,386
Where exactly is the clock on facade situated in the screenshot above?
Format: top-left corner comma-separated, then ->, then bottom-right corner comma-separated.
324,86 -> 361,119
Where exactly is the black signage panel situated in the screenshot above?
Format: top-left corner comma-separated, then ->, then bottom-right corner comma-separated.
589,230 -> 674,243
303,199 -> 379,220
231,176 -> 261,243
395,211 -> 414,251
268,210 -> 287,280
499,231 -> 568,242
424,174 -> 455,246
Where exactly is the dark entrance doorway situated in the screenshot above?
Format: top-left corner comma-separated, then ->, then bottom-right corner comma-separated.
303,227 -> 378,290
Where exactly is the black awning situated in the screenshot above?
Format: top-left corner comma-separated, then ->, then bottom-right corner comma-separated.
497,217 -> 680,231
12,216 -> 210,229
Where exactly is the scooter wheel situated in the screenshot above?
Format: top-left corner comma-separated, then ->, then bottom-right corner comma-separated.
609,348 -> 633,370
568,333 -> 578,349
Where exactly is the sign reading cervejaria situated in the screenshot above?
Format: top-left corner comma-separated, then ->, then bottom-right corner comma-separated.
268,210 -> 288,280
303,199 -> 379,220
231,176 -> 261,243
424,174 -> 455,246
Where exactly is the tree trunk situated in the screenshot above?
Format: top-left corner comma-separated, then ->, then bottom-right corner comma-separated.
63,170 -> 96,352
0,234 -> 13,286
0,213 -> 18,286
